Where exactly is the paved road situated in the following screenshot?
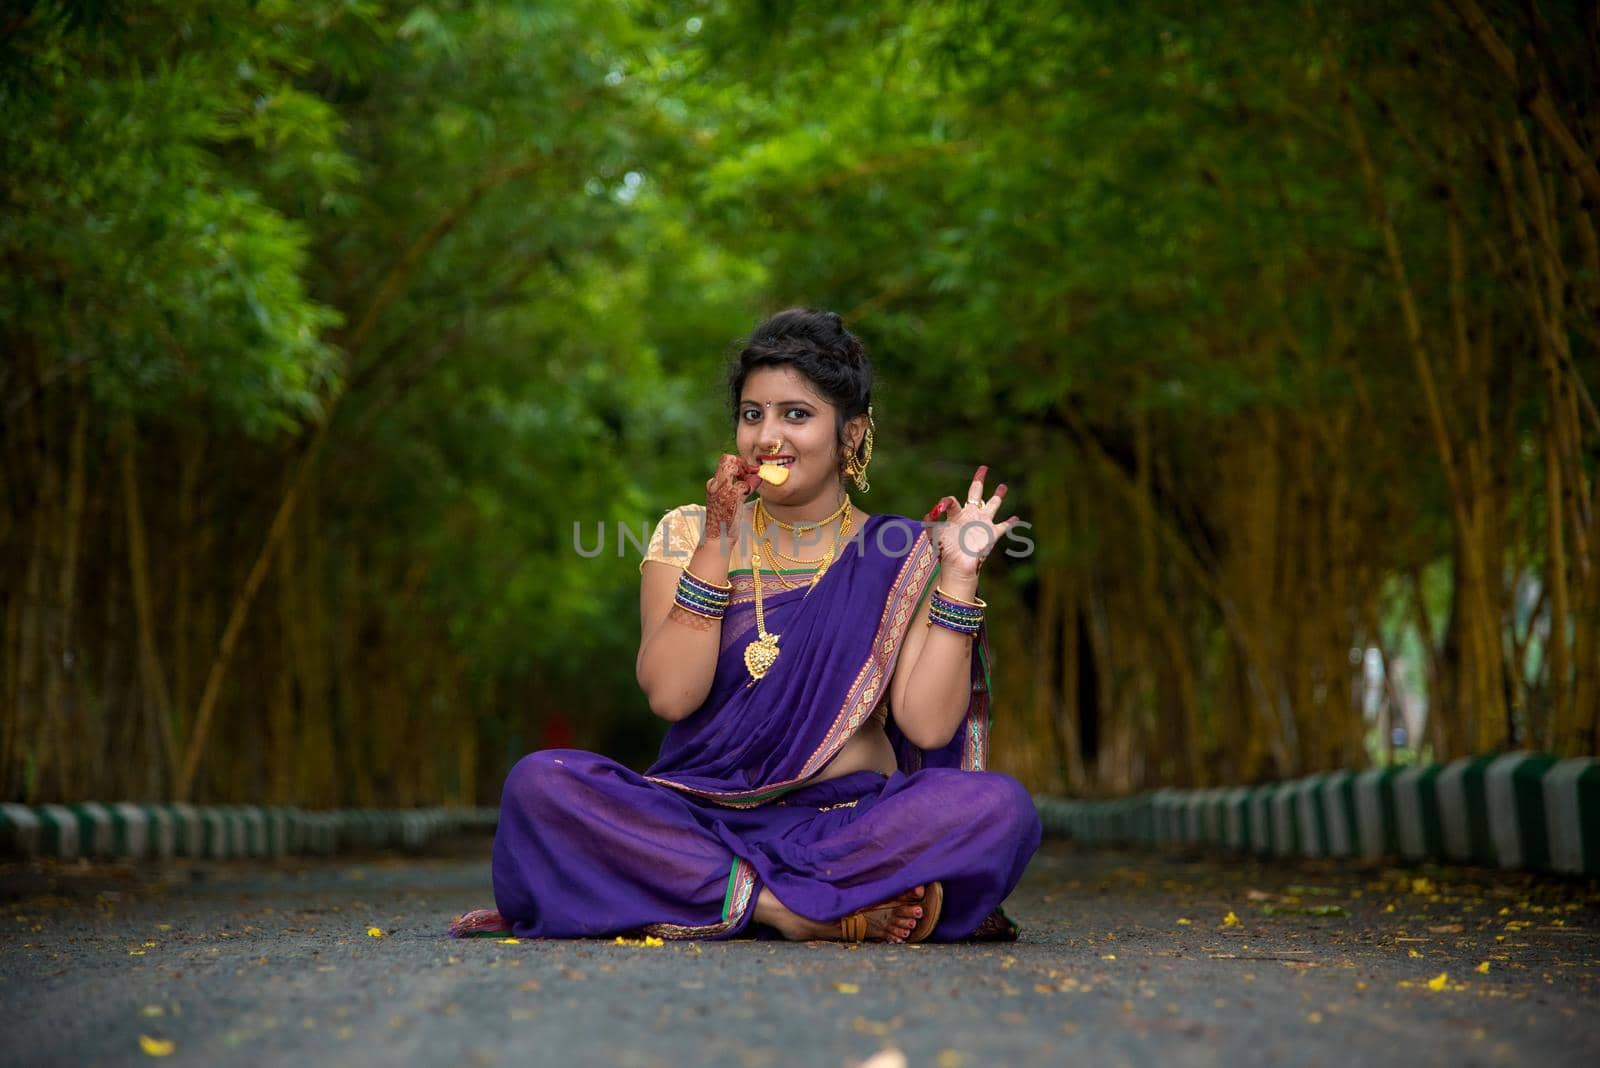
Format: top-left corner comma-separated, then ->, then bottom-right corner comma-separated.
3,837 -> 1597,1067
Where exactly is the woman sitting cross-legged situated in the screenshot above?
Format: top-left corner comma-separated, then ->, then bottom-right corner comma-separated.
451,307 -> 1041,943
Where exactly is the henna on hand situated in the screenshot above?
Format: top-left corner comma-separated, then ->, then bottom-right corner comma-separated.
668,603 -> 722,631
705,454 -> 759,542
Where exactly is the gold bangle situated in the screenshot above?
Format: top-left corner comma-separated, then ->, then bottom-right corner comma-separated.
682,566 -> 732,591
932,585 -> 986,609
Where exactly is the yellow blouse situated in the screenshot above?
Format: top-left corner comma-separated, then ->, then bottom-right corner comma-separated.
638,504 -> 708,574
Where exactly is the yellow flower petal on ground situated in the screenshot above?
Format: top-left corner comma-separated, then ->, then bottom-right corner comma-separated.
1176,918 -> 1192,926
642,936 -> 664,947
1426,972 -> 1449,991
138,1035 -> 175,1057
1408,949 -> 1422,958
1476,961 -> 1490,974
498,938 -> 521,944
1221,911 -> 1241,928
833,981 -> 860,993
367,927 -> 383,938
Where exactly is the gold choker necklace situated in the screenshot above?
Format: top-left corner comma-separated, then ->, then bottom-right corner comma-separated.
759,494 -> 851,533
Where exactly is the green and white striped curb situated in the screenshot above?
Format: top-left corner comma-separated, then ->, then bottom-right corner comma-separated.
0,804 -> 498,861
1034,753 -> 1600,877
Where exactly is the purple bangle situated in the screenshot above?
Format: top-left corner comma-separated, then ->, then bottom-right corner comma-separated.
928,586 -> 984,634
675,568 -> 731,618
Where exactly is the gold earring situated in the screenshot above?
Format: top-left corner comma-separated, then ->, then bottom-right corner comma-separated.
841,417 -> 874,492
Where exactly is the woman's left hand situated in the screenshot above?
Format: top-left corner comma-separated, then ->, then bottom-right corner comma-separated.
922,465 -> 1023,580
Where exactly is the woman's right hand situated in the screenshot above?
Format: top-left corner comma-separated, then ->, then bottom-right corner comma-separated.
704,453 -> 760,545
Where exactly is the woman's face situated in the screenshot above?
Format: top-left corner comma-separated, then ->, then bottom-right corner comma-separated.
735,366 -> 849,502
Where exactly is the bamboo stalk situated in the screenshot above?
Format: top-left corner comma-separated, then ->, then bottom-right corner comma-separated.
175,152 -> 553,800
120,418 -> 178,786
1059,564 -> 1087,793
1444,0 -> 1600,218
41,390 -> 88,797
1407,567 -> 1448,757
1572,559 -> 1600,751
1542,417 -> 1574,741
1061,400 -> 1292,775
1328,43 -> 1504,752
172,431 -> 203,740
19,374 -> 52,797
1514,124 -> 1593,550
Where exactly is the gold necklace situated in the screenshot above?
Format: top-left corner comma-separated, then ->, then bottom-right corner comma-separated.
759,494 -> 851,567
757,498 -> 851,583
756,539 -> 806,591
757,511 -> 850,590
763,541 -> 825,567
744,496 -> 853,682
761,495 -> 851,533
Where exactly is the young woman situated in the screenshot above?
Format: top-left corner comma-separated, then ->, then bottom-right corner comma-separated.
452,308 -> 1040,943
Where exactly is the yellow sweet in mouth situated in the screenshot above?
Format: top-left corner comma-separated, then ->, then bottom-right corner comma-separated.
757,462 -> 791,485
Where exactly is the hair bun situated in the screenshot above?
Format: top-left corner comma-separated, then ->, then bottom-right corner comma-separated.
728,308 -> 873,430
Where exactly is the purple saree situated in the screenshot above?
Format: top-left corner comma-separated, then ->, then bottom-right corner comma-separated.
487,514 -> 1041,940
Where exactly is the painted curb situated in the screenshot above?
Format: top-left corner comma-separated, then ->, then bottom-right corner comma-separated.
1034,753 -> 1600,877
0,804 -> 499,861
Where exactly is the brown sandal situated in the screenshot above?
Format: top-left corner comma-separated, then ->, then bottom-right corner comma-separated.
838,881 -> 943,943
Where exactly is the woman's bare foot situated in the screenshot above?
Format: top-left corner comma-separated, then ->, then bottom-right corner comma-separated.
754,885 -> 928,943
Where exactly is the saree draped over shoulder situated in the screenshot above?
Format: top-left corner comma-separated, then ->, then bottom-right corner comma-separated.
490,513 -> 1042,940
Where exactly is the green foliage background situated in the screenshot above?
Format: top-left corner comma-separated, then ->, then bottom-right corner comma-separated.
2,1 -> 1596,804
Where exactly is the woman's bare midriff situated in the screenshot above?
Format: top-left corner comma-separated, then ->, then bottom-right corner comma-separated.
811,716 -> 897,782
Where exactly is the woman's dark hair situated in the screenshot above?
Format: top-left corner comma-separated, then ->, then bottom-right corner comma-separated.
727,308 -> 873,458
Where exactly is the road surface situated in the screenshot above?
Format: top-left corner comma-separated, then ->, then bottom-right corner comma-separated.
3,837 -> 1597,1066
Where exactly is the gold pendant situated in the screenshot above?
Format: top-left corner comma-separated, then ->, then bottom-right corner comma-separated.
743,632 -> 780,681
